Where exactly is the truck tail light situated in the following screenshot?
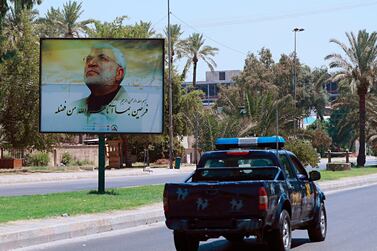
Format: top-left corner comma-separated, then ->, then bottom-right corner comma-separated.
258,187 -> 268,211
163,188 -> 169,213
226,151 -> 249,156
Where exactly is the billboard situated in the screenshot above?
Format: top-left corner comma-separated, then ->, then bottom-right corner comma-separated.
40,38 -> 164,133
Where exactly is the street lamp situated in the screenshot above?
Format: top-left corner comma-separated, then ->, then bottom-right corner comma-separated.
292,27 -> 304,101
292,27 -> 304,130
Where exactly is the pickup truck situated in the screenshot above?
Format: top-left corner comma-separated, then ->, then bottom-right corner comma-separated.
163,136 -> 326,251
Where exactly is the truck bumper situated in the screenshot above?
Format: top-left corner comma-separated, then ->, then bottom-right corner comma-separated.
166,218 -> 264,236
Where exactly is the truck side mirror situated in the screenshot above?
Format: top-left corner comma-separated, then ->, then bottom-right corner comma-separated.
297,173 -> 308,181
309,170 -> 321,181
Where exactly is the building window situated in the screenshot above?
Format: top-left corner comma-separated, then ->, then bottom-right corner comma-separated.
219,71 -> 225,80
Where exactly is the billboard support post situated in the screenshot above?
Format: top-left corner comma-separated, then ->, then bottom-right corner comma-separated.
98,135 -> 106,194
167,0 -> 174,169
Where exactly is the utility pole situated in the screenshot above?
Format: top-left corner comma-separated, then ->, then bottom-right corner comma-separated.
168,0 -> 174,169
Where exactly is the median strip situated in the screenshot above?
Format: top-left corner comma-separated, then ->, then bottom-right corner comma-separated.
319,167 -> 377,180
0,185 -> 164,224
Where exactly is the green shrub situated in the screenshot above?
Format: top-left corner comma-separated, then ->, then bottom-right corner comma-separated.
285,138 -> 319,167
27,152 -> 49,166
306,129 -> 332,157
61,152 -> 73,166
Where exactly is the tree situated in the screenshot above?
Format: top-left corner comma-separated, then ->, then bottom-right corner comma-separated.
325,30 -> 377,166
0,10 -> 56,150
222,50 -> 299,136
307,68 -> 330,121
1,0 -> 42,62
327,106 -> 356,150
1,0 -> 41,23
164,24 -> 185,66
181,33 -> 218,87
307,129 -> 332,157
125,20 -> 155,38
35,6 -> 64,37
85,16 -> 156,39
179,89 -> 205,163
37,0 -> 95,38
328,82 -> 377,153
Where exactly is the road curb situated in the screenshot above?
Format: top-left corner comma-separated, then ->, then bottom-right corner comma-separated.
2,175 -> 377,250
0,207 -> 164,251
318,173 -> 377,192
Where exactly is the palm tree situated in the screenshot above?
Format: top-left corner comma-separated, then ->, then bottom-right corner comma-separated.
127,21 -> 155,38
36,7 -> 63,37
164,24 -> 185,66
325,30 -> 377,166
1,0 -> 41,21
38,0 -> 94,38
1,0 -> 41,62
181,33 -> 218,87
60,0 -> 95,37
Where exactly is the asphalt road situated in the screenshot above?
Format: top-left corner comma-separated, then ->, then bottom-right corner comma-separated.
21,183 -> 377,251
0,173 -> 191,196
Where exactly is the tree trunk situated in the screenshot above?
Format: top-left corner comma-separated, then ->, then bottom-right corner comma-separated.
120,135 -> 130,167
357,93 -> 366,166
192,58 -> 197,88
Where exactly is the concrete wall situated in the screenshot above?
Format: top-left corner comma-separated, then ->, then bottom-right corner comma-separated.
49,145 -> 99,167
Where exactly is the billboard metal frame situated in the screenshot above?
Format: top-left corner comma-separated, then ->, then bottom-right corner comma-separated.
39,38 -> 165,134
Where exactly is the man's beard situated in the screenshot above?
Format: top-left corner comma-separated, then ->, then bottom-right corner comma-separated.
84,71 -> 116,86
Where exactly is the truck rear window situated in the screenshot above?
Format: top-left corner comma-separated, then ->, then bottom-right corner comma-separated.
203,157 -> 275,168
192,167 -> 279,182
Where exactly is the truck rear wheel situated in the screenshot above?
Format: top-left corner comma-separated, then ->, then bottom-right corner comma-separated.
308,202 -> 327,242
173,231 -> 199,251
267,209 -> 291,251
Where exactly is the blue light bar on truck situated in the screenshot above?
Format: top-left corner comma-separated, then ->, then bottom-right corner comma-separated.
215,136 -> 285,150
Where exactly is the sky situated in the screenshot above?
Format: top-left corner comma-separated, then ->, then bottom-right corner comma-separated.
36,0 -> 377,81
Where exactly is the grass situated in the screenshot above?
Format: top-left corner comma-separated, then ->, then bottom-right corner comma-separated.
0,185 -> 163,224
25,166 -> 86,172
320,167 -> 377,181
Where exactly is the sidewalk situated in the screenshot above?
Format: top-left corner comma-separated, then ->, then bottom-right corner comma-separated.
1,155 -> 376,185
2,170 -> 377,250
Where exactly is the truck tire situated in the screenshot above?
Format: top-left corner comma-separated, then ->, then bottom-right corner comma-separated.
173,231 -> 199,251
308,202 -> 327,242
267,209 -> 291,251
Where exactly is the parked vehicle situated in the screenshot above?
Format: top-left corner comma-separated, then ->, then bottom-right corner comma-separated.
164,136 -> 326,251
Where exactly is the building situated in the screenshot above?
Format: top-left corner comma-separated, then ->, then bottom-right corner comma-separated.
182,70 -> 241,106
325,81 -> 339,102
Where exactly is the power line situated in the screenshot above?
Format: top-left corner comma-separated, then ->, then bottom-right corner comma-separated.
150,14 -> 168,32
189,1 -> 377,28
171,13 -> 248,56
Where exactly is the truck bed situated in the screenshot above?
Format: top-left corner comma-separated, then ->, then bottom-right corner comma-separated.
164,180 -> 282,219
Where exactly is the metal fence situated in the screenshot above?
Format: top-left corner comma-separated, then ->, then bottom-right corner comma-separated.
0,148 -> 26,159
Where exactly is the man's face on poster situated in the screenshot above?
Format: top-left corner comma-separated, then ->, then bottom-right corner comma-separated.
84,48 -> 124,95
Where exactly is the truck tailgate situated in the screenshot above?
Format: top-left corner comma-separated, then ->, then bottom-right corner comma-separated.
164,181 -> 265,219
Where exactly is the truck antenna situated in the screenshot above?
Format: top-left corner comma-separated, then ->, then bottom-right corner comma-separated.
276,108 -> 279,157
